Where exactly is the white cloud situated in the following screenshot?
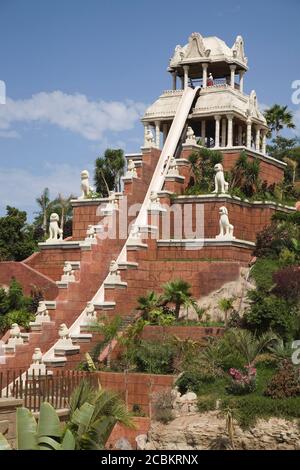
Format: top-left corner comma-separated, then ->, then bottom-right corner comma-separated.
0,163 -> 84,218
0,91 -> 146,141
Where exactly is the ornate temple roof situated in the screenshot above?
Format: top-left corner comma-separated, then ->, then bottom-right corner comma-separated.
169,32 -> 248,71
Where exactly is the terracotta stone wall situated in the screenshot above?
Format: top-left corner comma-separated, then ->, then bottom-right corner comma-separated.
141,325 -> 224,342
72,148 -> 161,240
96,372 -> 176,416
159,199 -> 290,242
106,417 -> 151,450
24,248 -> 82,282
0,261 -> 58,299
180,147 -> 285,186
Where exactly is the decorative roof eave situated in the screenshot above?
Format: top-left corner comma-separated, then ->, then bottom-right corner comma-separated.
172,56 -> 248,71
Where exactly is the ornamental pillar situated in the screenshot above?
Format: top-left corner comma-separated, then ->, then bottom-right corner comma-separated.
255,126 -> 261,152
201,120 -> 206,146
221,118 -> 226,147
214,115 -> 221,148
230,65 -> 236,89
246,119 -> 252,149
227,114 -> 234,147
202,63 -> 208,88
172,71 -> 177,90
155,121 -> 160,149
183,65 -> 189,90
239,70 -> 245,93
261,130 -> 267,154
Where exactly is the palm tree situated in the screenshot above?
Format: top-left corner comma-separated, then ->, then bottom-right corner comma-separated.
67,380 -> 134,449
218,297 -> 234,328
52,193 -> 73,234
264,104 -> 295,138
225,329 -> 278,367
91,315 -> 122,368
161,280 -> 193,318
137,291 -> 160,319
35,188 -> 51,233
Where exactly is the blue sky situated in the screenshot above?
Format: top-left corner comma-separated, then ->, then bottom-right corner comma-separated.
0,0 -> 299,219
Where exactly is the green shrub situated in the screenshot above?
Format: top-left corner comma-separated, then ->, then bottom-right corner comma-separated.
176,370 -> 216,395
0,309 -> 35,332
221,395 -> 300,429
132,340 -> 176,374
197,396 -> 216,413
264,360 -> 300,399
250,258 -> 280,292
244,293 -> 297,341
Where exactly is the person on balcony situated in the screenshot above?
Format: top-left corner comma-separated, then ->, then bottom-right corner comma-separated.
207,73 -> 214,86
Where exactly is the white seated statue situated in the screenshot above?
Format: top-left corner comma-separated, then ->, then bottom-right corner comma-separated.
216,206 -> 235,240
144,129 -> 155,148
57,323 -> 73,348
84,301 -> 97,323
6,323 -> 23,349
79,170 -> 94,199
35,301 -> 51,323
28,348 -> 46,376
107,259 -> 121,284
46,213 -> 63,243
213,163 -> 229,194
85,224 -> 96,241
184,126 -> 197,145
61,262 -> 75,283
125,159 -> 137,178
167,157 -> 179,177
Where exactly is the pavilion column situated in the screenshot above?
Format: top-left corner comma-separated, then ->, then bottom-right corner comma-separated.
201,120 -> 206,146
261,130 -> 267,154
255,126 -> 261,152
246,119 -> 252,149
143,123 -> 148,147
238,125 -> 243,146
183,65 -> 189,90
227,114 -> 234,147
202,63 -> 208,88
172,71 -> 177,90
155,121 -> 160,149
239,70 -> 245,93
230,65 -> 236,89
221,118 -> 226,147
163,123 -> 168,144
214,115 -> 221,148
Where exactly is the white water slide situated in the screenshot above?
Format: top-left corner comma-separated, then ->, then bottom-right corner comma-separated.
42,86 -> 199,360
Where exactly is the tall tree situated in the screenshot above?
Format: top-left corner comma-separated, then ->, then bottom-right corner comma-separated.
94,149 -> 125,197
35,188 -> 51,233
51,193 -> 74,236
0,206 -> 36,261
264,104 -> 295,137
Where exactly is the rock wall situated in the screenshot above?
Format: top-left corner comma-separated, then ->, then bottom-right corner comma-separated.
144,411 -> 300,450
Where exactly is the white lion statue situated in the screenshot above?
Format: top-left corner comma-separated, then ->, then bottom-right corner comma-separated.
216,206 -> 235,239
80,170 -> 93,199
213,163 -> 229,194
47,213 -> 63,242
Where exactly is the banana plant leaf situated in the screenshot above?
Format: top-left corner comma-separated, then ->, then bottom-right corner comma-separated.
16,407 -> 38,450
37,403 -> 62,438
0,433 -> 11,450
71,402 -> 95,429
60,429 -> 76,450
37,436 -> 62,450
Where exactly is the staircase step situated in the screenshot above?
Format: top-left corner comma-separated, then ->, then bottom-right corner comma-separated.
126,242 -> 148,251
104,281 -> 127,289
43,356 -> 67,367
54,345 -> 80,356
118,261 -> 139,270
45,301 -> 56,310
70,333 -> 93,343
94,301 -> 116,311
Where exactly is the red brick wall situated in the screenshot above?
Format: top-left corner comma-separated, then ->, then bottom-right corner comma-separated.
25,248 -> 82,281
141,325 -> 224,342
180,147 -> 285,186
106,417 -> 151,449
96,371 -> 176,416
72,148 -> 161,240
159,199 -> 288,242
0,261 -> 58,299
